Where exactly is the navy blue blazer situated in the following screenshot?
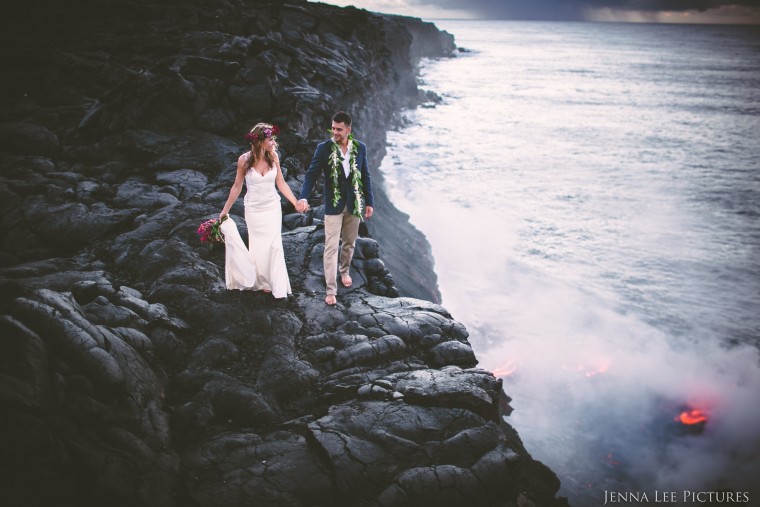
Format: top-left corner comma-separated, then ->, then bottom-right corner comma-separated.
299,139 -> 374,215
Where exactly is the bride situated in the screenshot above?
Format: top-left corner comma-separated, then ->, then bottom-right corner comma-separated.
218,123 -> 302,299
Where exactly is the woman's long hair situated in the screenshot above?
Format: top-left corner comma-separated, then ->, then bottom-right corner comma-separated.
244,123 -> 278,172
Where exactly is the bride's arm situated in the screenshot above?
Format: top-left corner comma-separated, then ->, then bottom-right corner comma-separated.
220,154 -> 247,219
273,153 -> 299,208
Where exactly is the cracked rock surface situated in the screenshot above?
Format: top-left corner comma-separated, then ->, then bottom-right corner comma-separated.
1,0 -> 567,506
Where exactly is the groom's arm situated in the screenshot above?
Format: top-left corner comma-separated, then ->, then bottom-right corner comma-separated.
360,143 -> 374,208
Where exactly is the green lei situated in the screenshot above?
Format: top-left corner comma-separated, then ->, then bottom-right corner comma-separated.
328,133 -> 364,218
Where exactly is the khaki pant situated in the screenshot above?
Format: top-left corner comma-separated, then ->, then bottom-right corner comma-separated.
323,207 -> 360,295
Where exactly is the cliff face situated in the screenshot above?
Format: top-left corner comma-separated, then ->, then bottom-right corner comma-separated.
0,1 -> 566,506
2,0 -> 443,302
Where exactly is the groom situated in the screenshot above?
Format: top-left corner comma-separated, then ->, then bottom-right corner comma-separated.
297,111 -> 375,305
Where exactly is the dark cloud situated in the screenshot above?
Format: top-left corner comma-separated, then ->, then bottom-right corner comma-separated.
411,0 -> 760,20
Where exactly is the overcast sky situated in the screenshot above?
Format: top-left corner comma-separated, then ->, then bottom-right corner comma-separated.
312,0 -> 760,23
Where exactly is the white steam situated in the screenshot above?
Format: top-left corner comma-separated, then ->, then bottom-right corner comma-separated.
427,207 -> 760,503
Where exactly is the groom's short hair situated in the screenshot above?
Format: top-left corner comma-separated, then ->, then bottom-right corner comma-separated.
333,111 -> 352,126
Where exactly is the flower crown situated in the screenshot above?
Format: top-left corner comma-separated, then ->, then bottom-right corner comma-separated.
244,125 -> 280,143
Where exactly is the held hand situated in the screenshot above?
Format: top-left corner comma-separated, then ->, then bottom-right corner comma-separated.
364,206 -> 374,220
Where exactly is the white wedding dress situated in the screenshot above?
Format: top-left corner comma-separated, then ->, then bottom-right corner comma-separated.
220,165 -> 292,299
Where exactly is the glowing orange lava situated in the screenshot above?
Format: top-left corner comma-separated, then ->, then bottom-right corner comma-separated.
584,364 -> 609,378
675,409 -> 708,425
493,359 -> 518,378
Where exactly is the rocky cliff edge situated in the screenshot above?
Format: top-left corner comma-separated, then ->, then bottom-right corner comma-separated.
0,1 -> 567,505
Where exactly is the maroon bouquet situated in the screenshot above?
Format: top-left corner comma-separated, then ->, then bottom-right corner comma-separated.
197,215 -> 228,244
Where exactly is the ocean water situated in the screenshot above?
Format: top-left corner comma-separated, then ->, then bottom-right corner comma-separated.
379,20 -> 760,506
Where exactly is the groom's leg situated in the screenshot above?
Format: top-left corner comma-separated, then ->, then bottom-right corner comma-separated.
323,212 -> 343,295
339,209 -> 360,276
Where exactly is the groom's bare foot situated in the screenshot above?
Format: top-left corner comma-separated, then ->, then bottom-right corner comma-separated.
341,274 -> 352,288
325,294 -> 337,305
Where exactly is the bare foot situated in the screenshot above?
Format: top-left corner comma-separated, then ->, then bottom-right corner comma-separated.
325,294 -> 337,305
341,274 -> 352,288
